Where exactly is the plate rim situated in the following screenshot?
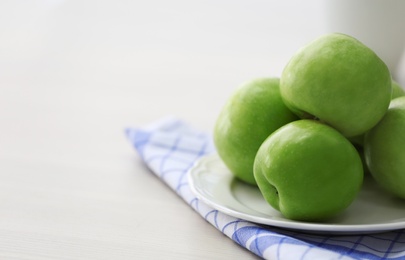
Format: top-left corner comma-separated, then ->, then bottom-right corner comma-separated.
188,154 -> 405,234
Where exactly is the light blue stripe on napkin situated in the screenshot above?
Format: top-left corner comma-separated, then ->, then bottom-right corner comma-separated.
125,117 -> 405,260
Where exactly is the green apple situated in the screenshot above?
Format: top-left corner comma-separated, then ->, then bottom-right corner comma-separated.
213,78 -> 298,185
254,120 -> 363,221
348,80 -> 403,148
280,33 -> 392,137
392,80 -> 405,99
364,96 -> 405,199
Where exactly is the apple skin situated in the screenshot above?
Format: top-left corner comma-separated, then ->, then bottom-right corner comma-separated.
348,80 -> 404,150
280,33 -> 392,137
213,78 -> 298,185
351,81 -> 405,176
392,80 -> 405,99
364,96 -> 405,199
254,120 -> 363,221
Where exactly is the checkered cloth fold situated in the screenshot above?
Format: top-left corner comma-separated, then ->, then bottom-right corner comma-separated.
125,117 -> 405,260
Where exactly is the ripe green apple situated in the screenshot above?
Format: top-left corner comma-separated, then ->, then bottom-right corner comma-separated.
213,78 -> 298,185
254,120 -> 363,221
280,33 -> 392,137
392,80 -> 405,99
348,80 -> 403,176
364,96 -> 405,199
348,80 -> 404,148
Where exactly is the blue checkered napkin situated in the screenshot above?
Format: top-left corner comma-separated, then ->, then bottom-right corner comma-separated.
125,117 -> 405,260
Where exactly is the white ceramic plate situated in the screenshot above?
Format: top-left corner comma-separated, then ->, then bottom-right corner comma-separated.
188,154 -> 405,234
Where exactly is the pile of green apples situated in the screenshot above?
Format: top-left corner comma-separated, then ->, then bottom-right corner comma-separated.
213,33 -> 405,222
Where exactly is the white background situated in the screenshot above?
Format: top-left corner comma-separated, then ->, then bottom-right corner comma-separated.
0,1 -> 403,259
